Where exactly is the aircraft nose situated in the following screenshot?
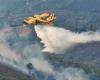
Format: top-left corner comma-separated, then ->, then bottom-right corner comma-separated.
23,21 -> 28,27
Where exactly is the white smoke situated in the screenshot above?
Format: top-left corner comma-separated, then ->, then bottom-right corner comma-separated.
35,25 -> 100,54
55,67 -> 90,80
0,26 -> 91,80
23,43 -> 54,74
30,58 -> 54,74
0,27 -> 29,74
0,27 -> 54,75
0,43 -> 20,61
0,28 -> 20,61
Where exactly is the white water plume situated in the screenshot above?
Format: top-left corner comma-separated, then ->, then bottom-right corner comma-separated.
35,25 -> 100,54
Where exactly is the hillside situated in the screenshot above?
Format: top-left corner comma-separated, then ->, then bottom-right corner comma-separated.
0,63 -> 31,80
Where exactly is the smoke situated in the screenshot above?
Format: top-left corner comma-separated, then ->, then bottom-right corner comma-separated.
35,25 -> 100,54
0,27 -> 29,73
0,28 -> 20,61
23,43 -> 54,74
30,58 -> 54,74
55,67 -> 90,80
0,26 -> 54,75
0,26 -> 91,80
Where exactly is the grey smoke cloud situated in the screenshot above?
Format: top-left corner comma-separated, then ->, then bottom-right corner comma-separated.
0,26 -> 91,80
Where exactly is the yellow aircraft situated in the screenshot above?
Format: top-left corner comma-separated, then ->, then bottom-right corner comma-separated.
23,11 -> 56,26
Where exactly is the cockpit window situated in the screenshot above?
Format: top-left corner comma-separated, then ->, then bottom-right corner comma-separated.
41,16 -> 49,20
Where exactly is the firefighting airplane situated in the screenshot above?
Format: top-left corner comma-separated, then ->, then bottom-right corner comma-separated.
23,11 -> 56,26
0,11 -> 56,26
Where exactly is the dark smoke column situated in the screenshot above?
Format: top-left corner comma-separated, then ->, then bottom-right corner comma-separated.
27,63 -> 38,80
